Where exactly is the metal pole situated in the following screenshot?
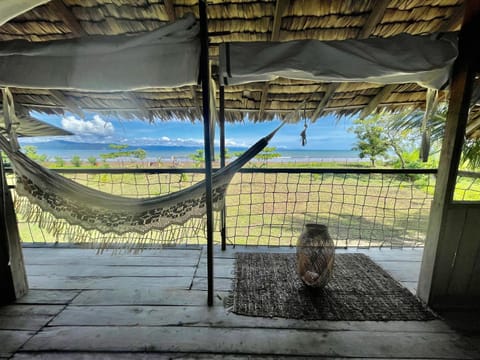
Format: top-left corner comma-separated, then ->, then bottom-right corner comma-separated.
198,0 -> 214,306
219,85 -> 227,251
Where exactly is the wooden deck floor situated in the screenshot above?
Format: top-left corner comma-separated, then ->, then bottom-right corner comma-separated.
1,246 -> 479,359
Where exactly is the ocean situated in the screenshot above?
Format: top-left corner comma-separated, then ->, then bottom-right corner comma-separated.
23,140 -> 361,164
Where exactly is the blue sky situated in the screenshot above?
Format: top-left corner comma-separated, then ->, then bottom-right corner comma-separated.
21,111 -> 357,150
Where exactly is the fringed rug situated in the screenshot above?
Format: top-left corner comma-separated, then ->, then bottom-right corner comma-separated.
228,253 -> 436,321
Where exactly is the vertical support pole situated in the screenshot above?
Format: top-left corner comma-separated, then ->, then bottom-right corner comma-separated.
219,85 -> 227,251
417,0 -> 480,306
198,0 -> 214,306
0,152 -> 28,304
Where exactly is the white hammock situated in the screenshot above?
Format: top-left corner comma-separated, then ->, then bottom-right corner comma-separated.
0,87 -> 283,248
1,127 -> 280,234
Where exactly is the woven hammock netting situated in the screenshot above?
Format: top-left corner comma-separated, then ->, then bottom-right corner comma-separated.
0,88 -> 282,250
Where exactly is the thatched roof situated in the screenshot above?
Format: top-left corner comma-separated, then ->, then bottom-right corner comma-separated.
2,0 -> 478,137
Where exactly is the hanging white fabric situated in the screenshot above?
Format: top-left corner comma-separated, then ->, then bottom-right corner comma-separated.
0,110 -> 72,137
0,0 -> 51,27
219,33 -> 458,89
0,14 -> 200,91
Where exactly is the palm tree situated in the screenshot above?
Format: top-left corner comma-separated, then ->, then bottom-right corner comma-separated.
389,105 -> 480,170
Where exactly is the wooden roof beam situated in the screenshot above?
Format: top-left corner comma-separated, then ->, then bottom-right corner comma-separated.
466,114 -> 480,135
257,0 -> 289,119
360,2 -> 466,119
47,1 -> 90,118
438,3 -> 465,33
271,0 -> 289,41
164,0 -> 176,22
49,0 -> 86,37
50,0 -> 155,121
124,93 -> 152,122
191,86 -> 203,119
258,82 -> 270,120
314,0 -> 389,120
18,101 -> 426,113
358,0 -> 390,39
355,0 -> 394,118
311,83 -> 340,121
49,90 -> 85,119
359,84 -> 397,119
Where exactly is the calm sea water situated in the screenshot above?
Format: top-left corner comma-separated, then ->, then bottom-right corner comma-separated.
27,142 -> 361,164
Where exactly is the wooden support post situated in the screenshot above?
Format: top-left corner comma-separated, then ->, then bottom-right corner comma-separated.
417,0 -> 480,308
0,153 -> 28,304
198,0 -> 214,307
219,85 -> 227,251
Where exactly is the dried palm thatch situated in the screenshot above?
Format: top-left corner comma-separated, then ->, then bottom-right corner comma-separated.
1,0 -> 475,134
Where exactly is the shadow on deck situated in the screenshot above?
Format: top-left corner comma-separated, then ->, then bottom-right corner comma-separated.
0,246 -> 479,359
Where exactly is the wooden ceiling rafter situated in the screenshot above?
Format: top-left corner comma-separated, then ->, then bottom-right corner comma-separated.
43,0 -> 88,118
17,101 -> 426,114
359,2 -> 466,119
50,0 -> 160,121
310,83 -> 340,121
352,0 -> 395,119
438,3 -> 465,32
49,90 -> 85,119
311,0 -> 391,121
48,0 -> 86,37
191,86 -> 203,119
257,0 -> 290,120
271,0 -> 290,42
123,92 -> 153,122
164,0 -> 177,22
359,84 -> 397,119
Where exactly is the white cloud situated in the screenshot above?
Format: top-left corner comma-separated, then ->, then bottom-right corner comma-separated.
161,136 -> 171,142
61,115 -> 114,136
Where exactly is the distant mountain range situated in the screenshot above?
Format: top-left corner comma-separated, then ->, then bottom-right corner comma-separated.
21,140 -> 244,152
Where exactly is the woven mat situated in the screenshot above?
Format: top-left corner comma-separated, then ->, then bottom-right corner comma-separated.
228,253 -> 436,321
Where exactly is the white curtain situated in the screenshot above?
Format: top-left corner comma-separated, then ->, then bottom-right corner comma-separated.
0,14 -> 200,91
0,0 -> 51,27
219,33 -> 458,89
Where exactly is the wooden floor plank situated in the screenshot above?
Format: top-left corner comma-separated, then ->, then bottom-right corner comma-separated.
14,290 -> 79,305
28,275 -> 192,290
0,330 -> 34,358
191,277 -> 232,291
71,289 -> 224,306
22,326 -> 479,358
24,256 -> 198,267
195,264 -> 233,278
50,305 -> 453,333
21,248 -> 202,258
0,305 -> 65,331
9,246 -> 478,359
9,352 -> 433,360
27,265 -> 196,278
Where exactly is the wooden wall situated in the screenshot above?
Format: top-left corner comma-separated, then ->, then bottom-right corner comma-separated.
427,203 -> 480,308
0,156 -> 28,304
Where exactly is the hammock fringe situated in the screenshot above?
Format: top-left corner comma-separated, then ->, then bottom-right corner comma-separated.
14,194 -> 209,254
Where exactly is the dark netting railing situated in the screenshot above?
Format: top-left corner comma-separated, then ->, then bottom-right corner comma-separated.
455,171 -> 480,201
9,167 -> 444,249
225,169 -> 436,248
